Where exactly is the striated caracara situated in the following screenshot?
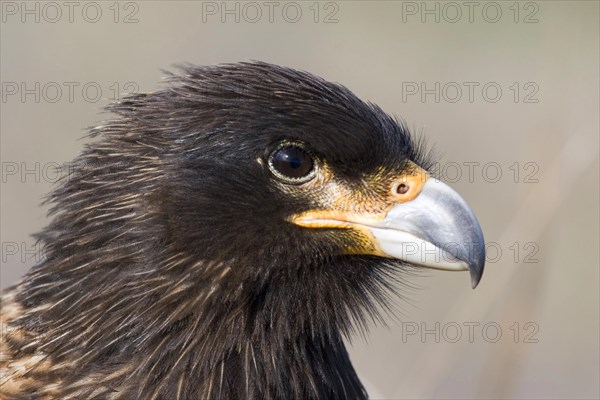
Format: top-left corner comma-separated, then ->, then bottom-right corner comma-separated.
0,62 -> 485,399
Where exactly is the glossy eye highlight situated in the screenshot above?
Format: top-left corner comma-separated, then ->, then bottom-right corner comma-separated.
268,142 -> 316,183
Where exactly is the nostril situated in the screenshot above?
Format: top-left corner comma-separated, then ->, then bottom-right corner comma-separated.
396,183 -> 409,195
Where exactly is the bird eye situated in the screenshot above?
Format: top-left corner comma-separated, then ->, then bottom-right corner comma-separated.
268,142 -> 316,183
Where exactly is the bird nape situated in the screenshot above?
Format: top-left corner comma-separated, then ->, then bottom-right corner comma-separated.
0,62 -> 485,399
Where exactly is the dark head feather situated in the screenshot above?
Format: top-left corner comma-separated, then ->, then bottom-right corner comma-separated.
2,62 -> 434,399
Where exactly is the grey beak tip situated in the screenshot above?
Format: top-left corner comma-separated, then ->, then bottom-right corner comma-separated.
469,256 -> 485,289
471,273 -> 481,289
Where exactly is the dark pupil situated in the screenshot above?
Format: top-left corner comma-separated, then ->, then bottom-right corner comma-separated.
273,146 -> 313,179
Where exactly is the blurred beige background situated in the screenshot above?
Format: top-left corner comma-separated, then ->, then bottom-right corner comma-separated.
1,1 -> 598,399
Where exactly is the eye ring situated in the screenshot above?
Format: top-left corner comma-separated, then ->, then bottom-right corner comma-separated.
267,141 -> 317,184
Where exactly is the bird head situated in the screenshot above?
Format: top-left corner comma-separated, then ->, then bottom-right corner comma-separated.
20,62 -> 486,338
147,62 -> 485,290
5,62 -> 486,399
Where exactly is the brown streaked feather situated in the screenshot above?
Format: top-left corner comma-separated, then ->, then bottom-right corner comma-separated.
1,289 -> 58,399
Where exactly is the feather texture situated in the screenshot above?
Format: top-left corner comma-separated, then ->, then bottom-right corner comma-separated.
1,62 -> 432,399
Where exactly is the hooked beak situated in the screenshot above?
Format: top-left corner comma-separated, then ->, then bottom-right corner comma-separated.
291,173 -> 486,288
365,178 -> 485,288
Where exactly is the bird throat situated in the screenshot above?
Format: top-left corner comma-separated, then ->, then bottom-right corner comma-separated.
6,256 -> 369,399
